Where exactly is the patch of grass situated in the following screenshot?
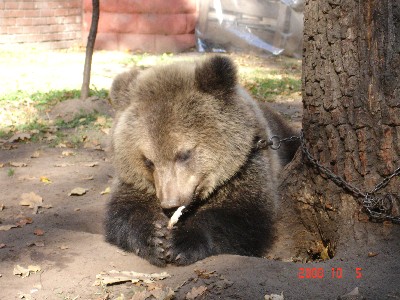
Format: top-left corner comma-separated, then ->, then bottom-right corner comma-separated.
243,76 -> 301,102
55,112 -> 99,129
0,87 -> 109,134
0,88 -> 108,110
7,168 -> 15,176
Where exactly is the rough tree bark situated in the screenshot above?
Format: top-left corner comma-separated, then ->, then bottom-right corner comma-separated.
272,0 -> 400,261
81,0 -> 100,100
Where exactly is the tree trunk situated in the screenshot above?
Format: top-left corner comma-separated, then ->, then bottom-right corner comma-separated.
272,0 -> 400,261
81,0 -> 100,100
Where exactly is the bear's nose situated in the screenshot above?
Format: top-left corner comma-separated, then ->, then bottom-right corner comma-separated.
162,207 -> 179,218
160,198 -> 181,210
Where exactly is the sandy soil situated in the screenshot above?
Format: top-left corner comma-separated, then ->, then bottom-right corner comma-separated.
1,141 -> 399,300
0,51 -> 399,300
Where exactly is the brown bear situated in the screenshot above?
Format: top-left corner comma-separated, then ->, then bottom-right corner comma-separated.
105,56 -> 299,266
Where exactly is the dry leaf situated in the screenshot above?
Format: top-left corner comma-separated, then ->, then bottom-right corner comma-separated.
62,150 -> 75,157
101,187 -> 111,195
0,204 -> 4,211
13,265 -> 41,278
19,192 -> 43,213
95,116 -> 107,126
0,224 -> 17,231
31,151 -> 40,158
10,162 -> 27,167
368,252 -> 378,257
95,270 -> 170,286
44,134 -> 57,141
8,133 -> 31,143
54,163 -> 71,167
16,217 -> 33,227
265,292 -> 284,300
84,162 -> 99,167
101,128 -> 110,135
194,269 -> 216,279
34,228 -> 45,236
0,243 -> 6,249
40,176 -> 52,184
69,187 -> 88,196
131,285 -> 175,300
55,143 -> 67,148
82,175 -> 94,181
60,245 -> 69,250
186,286 -> 207,300
0,163 -> 4,168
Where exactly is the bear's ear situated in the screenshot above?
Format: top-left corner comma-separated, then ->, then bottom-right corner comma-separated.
195,56 -> 237,99
110,68 -> 141,110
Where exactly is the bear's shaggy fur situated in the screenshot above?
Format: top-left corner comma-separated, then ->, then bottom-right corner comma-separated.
105,56 -> 299,266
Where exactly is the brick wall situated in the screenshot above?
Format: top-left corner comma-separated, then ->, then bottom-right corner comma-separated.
0,0 -> 82,49
83,0 -> 197,53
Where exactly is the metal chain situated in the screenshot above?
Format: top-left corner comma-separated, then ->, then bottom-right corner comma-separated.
267,130 -> 400,224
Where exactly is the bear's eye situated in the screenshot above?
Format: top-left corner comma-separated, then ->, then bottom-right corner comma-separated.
143,157 -> 154,170
175,150 -> 192,163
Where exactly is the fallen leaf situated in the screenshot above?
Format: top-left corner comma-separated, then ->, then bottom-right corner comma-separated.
8,132 -> 31,143
44,134 -> 57,141
62,150 -> 75,157
40,176 -> 52,184
82,175 -> 94,181
84,140 -> 102,150
10,162 -> 27,167
0,243 -> 6,249
74,208 -> 81,211
368,252 -> 378,257
101,187 -> 111,195
101,128 -> 110,135
69,187 -> 88,196
0,204 -> 4,211
19,192 -> 43,214
31,151 -> 40,158
54,163 -> 72,167
16,217 -> 33,227
59,245 -> 69,250
84,162 -> 99,167
265,292 -> 284,300
0,163 -> 4,168
95,270 -> 171,286
34,228 -> 45,236
13,265 -> 41,278
131,285 -> 175,300
186,286 -> 207,300
95,116 -> 107,126
55,143 -> 67,148
194,269 -> 216,279
0,224 -> 18,231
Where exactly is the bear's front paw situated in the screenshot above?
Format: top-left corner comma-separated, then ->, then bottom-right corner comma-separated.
146,216 -> 172,266
166,245 -> 209,266
166,229 -> 211,266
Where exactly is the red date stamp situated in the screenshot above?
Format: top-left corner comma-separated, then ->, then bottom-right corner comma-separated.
298,267 -> 362,279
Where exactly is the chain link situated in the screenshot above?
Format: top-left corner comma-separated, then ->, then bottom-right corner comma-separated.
268,130 -> 400,224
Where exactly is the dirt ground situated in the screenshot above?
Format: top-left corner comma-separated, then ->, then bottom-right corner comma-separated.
1,51 -> 399,300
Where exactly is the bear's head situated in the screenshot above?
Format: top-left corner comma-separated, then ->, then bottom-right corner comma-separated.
111,56 -> 261,210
